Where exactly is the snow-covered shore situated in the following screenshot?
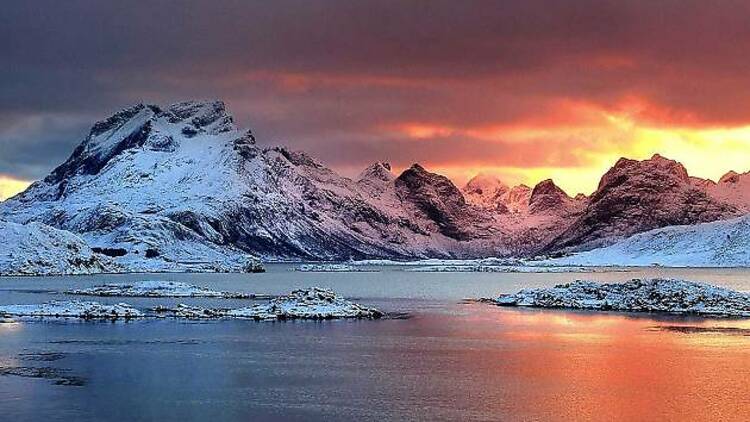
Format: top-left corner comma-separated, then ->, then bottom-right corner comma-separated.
294,264 -> 373,272
486,278 -> 750,317
406,265 -> 626,273
66,280 -> 263,299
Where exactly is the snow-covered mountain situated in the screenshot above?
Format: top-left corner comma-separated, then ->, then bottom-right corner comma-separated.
549,214 -> 750,267
3,100 -> 750,266
0,101 -> 514,264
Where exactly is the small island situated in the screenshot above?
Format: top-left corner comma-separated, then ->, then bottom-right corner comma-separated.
484,278 -> 750,317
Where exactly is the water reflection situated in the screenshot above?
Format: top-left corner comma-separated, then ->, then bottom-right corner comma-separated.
430,306 -> 750,421
1,269 -> 750,421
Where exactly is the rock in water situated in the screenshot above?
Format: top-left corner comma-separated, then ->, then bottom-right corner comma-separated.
490,278 -> 750,317
0,301 -> 143,319
155,287 -> 383,320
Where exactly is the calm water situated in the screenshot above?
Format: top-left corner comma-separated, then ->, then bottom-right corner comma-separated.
1,265 -> 750,421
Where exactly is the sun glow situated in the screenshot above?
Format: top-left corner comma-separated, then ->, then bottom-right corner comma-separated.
0,176 -> 31,201
392,99 -> 750,195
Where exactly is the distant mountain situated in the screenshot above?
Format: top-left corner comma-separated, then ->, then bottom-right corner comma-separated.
706,170 -> 750,212
463,174 -> 510,212
3,100 -> 749,267
528,179 -> 581,215
543,154 -> 741,253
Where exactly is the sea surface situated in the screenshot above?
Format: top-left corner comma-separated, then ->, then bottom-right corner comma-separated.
1,265 -> 750,421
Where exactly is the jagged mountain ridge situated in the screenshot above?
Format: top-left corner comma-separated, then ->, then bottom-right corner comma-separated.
543,154 -> 742,253
2,100 -> 749,263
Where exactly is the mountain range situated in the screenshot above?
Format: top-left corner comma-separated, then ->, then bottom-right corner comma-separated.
2,100 -> 749,272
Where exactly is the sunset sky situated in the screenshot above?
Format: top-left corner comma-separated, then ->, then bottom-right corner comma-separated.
4,0 -> 750,199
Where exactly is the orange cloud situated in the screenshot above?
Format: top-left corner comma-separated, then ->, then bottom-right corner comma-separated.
373,95 -> 750,195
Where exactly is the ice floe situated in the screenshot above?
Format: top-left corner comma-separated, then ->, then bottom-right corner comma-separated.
487,278 -> 750,317
66,280 -> 261,299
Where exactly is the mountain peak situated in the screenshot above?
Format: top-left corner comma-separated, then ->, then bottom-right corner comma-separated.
719,170 -> 741,184
166,100 -> 235,135
529,179 -> 573,214
89,103 -> 153,137
357,161 -> 394,183
464,173 -> 508,195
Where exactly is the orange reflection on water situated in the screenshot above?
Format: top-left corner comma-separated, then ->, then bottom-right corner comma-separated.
434,306 -> 750,421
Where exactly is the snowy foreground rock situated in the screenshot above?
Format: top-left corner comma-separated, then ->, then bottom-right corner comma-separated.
0,288 -> 382,321
0,301 -> 142,319
489,278 -> 750,317
154,288 -> 383,320
67,280 -> 260,299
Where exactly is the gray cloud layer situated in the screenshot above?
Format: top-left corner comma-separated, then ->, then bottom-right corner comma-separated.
3,0 -> 750,180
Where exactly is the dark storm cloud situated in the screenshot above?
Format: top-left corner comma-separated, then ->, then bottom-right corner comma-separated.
3,0 -> 750,180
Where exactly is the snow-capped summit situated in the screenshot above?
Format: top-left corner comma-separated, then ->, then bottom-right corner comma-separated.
395,164 -> 485,241
705,170 -> 750,212
357,161 -> 394,184
462,174 -> 510,211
